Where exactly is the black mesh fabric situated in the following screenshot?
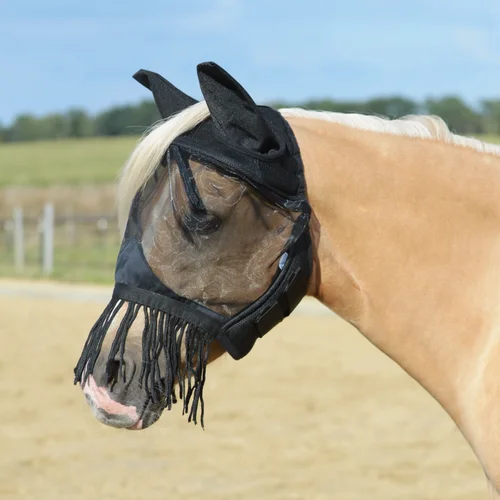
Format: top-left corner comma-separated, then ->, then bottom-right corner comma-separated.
136,151 -> 299,317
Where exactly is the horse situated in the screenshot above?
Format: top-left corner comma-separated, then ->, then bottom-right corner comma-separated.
78,66 -> 500,498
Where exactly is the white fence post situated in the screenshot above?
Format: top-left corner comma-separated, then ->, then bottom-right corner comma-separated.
42,203 -> 54,275
13,208 -> 24,272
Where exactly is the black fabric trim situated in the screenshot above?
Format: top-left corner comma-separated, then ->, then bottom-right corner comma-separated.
171,145 -> 208,215
113,283 -> 226,337
172,136 -> 306,210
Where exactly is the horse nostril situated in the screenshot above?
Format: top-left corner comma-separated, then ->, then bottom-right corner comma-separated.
106,359 -> 121,389
91,350 -> 138,392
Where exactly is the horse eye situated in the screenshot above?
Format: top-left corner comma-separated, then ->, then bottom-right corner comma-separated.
183,212 -> 221,236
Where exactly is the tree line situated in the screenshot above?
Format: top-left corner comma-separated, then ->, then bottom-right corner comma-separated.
2,96 -> 500,143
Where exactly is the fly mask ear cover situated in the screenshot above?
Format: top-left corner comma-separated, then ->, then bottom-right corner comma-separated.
74,62 -> 312,424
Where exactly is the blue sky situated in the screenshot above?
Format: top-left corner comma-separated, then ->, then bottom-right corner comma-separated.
1,0 -> 499,124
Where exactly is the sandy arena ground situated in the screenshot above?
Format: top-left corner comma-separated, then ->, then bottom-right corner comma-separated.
0,280 -> 485,499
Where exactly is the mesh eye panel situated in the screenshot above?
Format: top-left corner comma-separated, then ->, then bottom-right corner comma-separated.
136,154 -> 299,317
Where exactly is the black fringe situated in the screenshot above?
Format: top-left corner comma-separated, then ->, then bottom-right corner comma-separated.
74,297 -> 213,428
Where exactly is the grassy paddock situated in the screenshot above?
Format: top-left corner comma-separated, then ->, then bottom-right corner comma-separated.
0,136 -> 139,187
1,134 -> 499,187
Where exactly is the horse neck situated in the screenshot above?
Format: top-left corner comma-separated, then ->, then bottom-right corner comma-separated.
290,116 -> 500,426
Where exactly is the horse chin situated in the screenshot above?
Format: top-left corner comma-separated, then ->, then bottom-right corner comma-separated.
125,403 -> 164,430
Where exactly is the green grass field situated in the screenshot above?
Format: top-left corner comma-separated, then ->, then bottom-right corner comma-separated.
0,136 -> 139,282
0,136 -> 139,187
0,134 -> 499,187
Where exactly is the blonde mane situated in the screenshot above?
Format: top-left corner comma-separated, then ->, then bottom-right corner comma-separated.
117,103 -> 500,232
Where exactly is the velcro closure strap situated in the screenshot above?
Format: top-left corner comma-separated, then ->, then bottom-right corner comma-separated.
255,267 -> 307,338
285,268 -> 308,313
255,302 -> 284,337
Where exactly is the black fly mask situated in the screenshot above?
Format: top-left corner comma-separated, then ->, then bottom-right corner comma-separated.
74,62 -> 312,426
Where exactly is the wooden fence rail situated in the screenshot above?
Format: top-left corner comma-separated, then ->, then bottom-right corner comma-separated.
0,204 -> 120,280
